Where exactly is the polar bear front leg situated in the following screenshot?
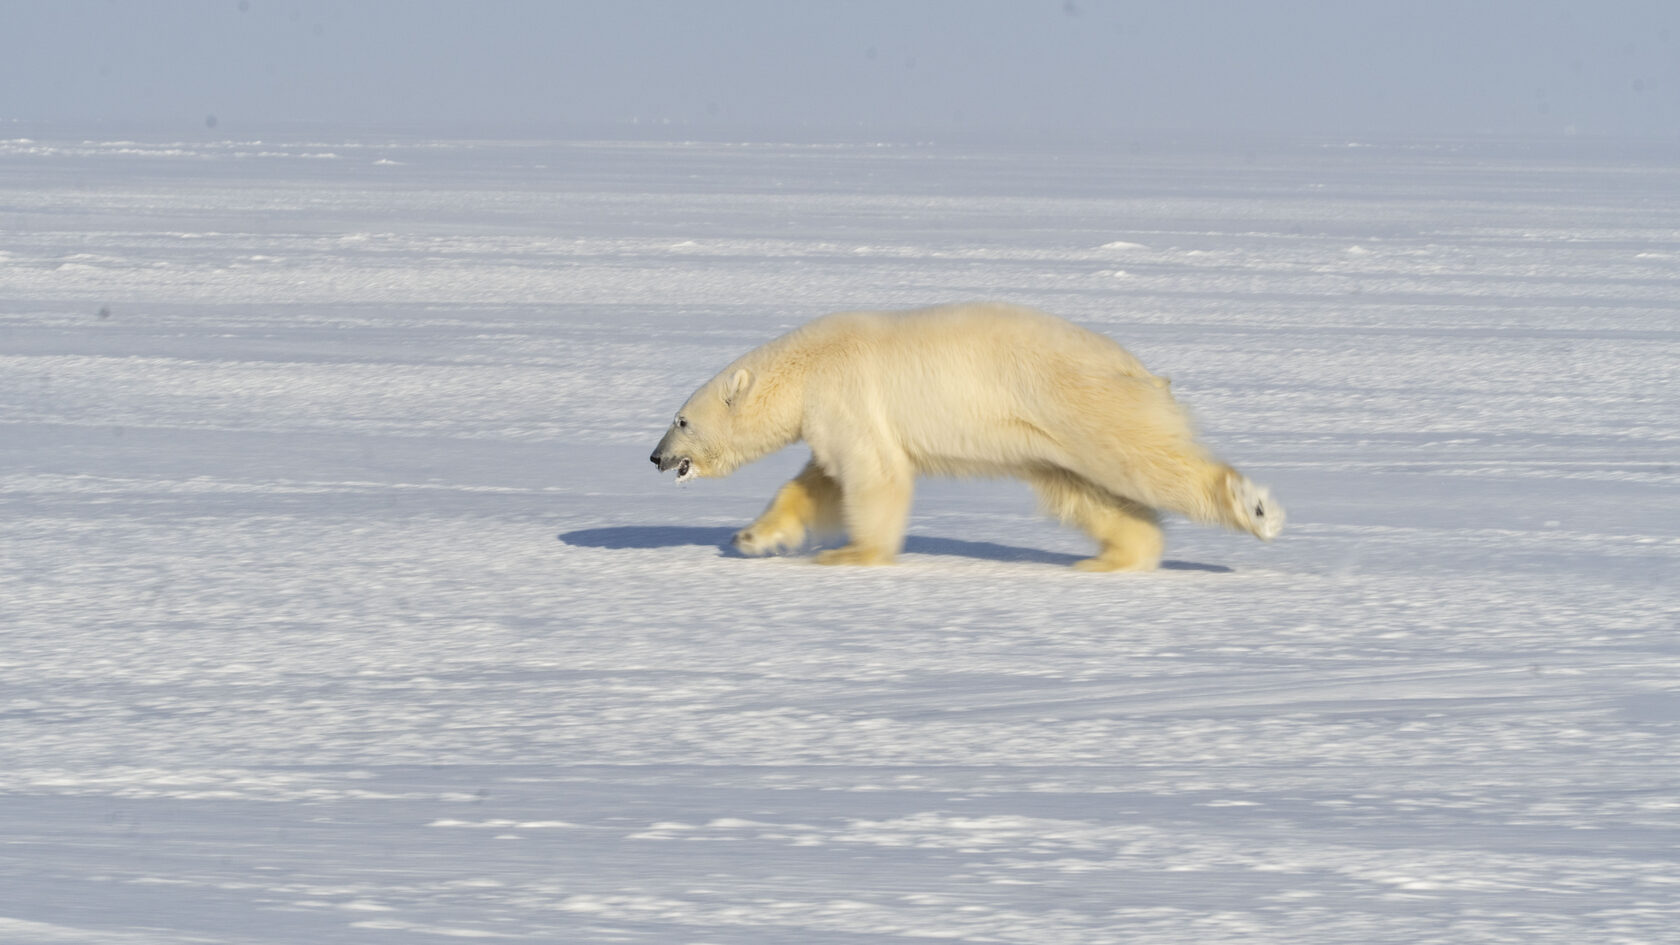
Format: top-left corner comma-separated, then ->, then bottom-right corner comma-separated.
814,457 -> 912,566
733,458 -> 844,556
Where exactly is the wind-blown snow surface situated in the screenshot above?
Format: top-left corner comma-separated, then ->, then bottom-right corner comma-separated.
3,133 -> 1678,944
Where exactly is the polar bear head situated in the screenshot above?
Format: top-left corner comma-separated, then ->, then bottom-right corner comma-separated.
649,367 -> 758,482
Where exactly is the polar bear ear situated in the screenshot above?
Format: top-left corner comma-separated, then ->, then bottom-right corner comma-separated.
723,368 -> 753,406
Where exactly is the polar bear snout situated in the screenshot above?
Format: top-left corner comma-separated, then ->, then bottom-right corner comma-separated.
650,450 -> 692,476
650,427 -> 683,471
651,433 -> 698,482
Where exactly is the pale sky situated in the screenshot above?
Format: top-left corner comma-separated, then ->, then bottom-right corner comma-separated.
3,0 -> 1675,139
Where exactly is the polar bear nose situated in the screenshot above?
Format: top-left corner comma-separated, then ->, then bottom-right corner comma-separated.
649,451 -> 662,466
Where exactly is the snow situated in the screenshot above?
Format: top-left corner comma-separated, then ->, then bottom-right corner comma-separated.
3,133 -> 1678,944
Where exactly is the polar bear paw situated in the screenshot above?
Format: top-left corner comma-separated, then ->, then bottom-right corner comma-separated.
1229,475 -> 1284,541
814,544 -> 894,566
732,522 -> 804,556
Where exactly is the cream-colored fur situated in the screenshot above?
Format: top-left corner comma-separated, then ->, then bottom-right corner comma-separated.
650,302 -> 1282,569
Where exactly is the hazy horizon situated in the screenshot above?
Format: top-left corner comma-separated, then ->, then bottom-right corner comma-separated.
4,0 -> 1676,141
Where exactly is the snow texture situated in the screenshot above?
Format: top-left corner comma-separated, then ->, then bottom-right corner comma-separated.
3,134 -> 1678,944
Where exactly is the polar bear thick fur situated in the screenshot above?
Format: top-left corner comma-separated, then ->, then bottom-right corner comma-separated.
650,302 -> 1281,570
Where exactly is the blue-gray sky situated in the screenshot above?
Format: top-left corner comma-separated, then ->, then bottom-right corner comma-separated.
3,0 -> 1675,139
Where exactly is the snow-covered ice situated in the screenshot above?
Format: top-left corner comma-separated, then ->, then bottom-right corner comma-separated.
2,133 -> 1677,943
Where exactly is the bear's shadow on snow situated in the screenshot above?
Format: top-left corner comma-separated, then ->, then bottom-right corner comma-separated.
558,526 -> 1230,573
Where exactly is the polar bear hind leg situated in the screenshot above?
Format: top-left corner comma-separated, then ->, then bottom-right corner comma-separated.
1048,375 -> 1283,543
733,458 -> 844,556
1030,467 -> 1164,571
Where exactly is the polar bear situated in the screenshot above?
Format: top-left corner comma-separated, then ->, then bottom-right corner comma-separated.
650,302 -> 1281,570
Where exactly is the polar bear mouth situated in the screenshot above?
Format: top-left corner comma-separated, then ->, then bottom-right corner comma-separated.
674,458 -> 696,483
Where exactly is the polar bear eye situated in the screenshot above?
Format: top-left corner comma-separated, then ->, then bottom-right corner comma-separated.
677,416 -> 689,429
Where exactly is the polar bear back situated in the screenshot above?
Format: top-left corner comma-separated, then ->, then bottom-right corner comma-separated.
766,302 -> 1183,478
